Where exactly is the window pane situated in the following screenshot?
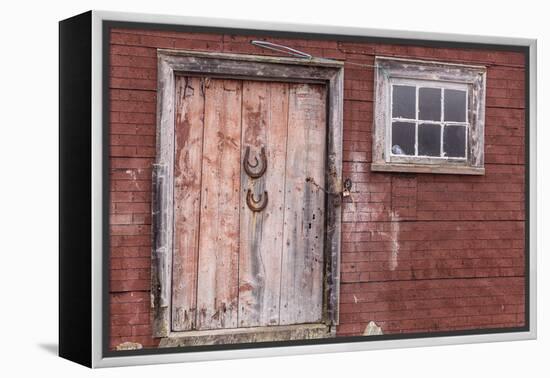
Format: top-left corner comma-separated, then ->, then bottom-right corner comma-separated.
444,89 -> 467,122
444,125 -> 467,158
392,85 -> 416,119
418,87 -> 441,121
418,123 -> 441,157
391,122 -> 415,156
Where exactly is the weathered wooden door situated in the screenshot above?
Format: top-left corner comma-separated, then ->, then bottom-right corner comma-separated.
170,76 -> 327,332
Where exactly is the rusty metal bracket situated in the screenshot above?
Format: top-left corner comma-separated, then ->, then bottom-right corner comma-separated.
246,189 -> 268,212
305,176 -> 340,195
306,176 -> 354,206
243,146 -> 267,179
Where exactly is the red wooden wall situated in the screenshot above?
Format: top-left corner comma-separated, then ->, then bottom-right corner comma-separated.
108,27 -> 526,349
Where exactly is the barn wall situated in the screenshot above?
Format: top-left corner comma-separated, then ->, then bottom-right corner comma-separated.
108,27 -> 526,349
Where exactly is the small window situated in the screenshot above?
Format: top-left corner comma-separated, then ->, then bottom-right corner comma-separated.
372,57 -> 486,175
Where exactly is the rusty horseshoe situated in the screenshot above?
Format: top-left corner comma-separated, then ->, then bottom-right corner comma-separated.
246,189 -> 268,212
243,146 -> 267,179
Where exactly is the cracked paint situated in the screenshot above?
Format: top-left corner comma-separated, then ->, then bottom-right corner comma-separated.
389,210 -> 400,271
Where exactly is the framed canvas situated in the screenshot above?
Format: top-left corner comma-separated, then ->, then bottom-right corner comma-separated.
59,10 -> 537,368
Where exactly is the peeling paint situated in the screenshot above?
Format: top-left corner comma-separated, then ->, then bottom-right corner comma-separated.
363,321 -> 383,336
125,168 -> 140,181
352,194 -> 401,270
389,211 -> 400,271
115,341 -> 143,351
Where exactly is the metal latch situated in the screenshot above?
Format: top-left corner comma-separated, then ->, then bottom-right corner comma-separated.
342,178 -> 352,198
305,176 -> 352,198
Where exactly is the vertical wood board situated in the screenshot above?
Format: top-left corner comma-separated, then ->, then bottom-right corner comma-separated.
280,83 -> 327,325
325,69 -> 344,326
238,81 -> 289,327
151,59 -> 176,337
171,76 -> 205,331
196,78 -> 242,330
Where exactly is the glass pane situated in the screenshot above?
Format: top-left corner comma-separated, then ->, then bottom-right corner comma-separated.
418,123 -> 441,157
444,125 -> 467,158
392,85 -> 416,119
444,89 -> 467,122
418,87 -> 441,121
391,122 -> 415,156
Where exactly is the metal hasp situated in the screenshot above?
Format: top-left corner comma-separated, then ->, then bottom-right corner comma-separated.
342,178 -> 352,198
246,189 -> 268,212
243,146 -> 268,178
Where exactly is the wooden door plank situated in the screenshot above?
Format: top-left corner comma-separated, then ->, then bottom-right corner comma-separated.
238,81 -> 289,327
196,78 -> 242,330
280,83 -> 327,325
171,76 -> 205,331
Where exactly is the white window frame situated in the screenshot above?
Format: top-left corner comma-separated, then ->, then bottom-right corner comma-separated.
372,56 -> 487,175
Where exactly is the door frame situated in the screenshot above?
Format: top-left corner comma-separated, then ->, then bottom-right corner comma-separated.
152,49 -> 344,344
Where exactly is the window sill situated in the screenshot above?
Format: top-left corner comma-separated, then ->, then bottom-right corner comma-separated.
158,323 -> 334,348
371,162 -> 485,175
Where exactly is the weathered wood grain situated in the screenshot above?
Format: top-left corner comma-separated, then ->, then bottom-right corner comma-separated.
325,67 -> 344,326
159,323 -> 331,347
159,48 -> 345,68
238,81 -> 289,327
196,78 -> 242,330
161,52 -> 341,85
470,70 -> 487,168
171,76 -> 205,331
151,58 -> 175,337
280,83 -> 327,325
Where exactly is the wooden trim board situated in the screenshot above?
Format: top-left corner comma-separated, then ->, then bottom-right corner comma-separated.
159,323 -> 332,347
